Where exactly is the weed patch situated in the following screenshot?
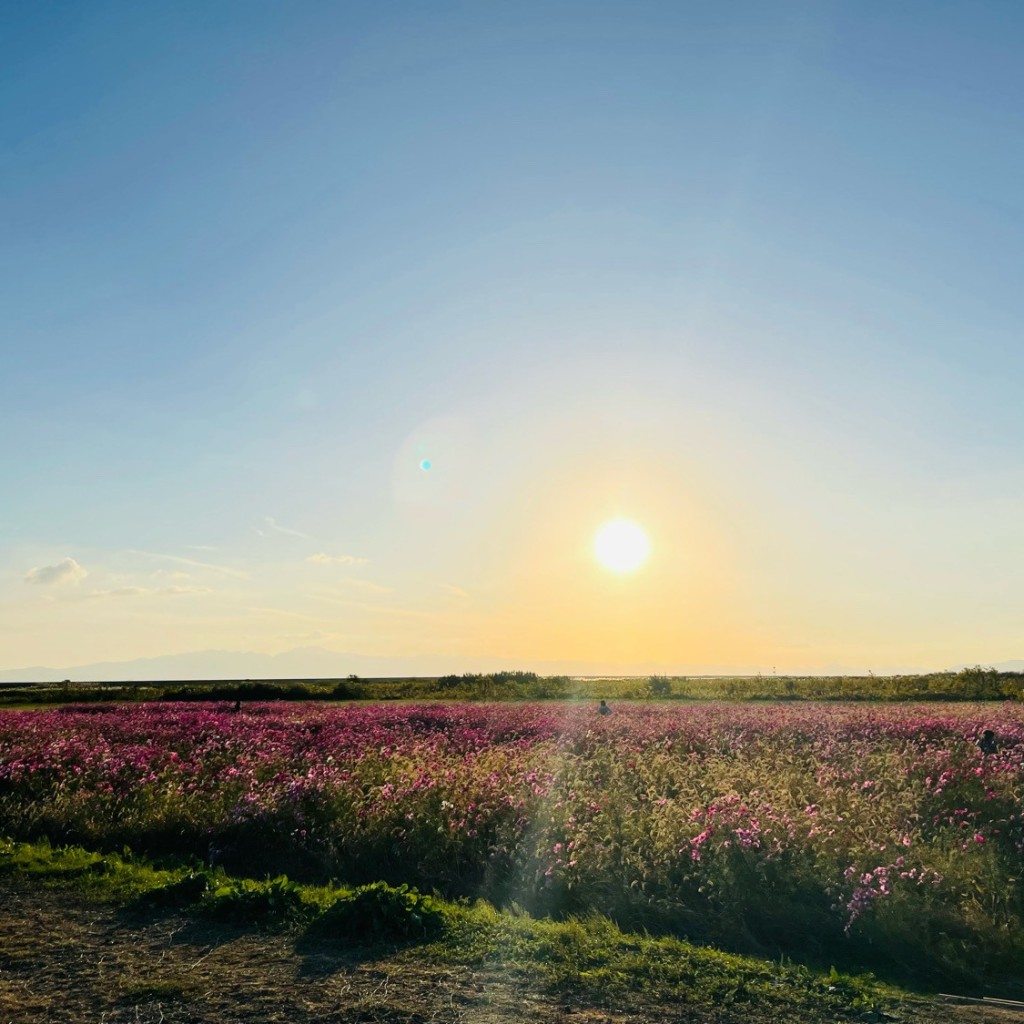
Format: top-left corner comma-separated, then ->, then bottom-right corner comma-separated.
307,881 -> 445,944
200,875 -> 314,929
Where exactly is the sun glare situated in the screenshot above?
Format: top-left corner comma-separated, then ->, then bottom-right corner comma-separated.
594,518 -> 651,573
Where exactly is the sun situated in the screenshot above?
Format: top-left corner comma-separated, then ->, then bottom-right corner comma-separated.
594,518 -> 651,573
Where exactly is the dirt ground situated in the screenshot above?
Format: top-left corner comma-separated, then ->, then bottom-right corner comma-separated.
0,879 -> 1021,1024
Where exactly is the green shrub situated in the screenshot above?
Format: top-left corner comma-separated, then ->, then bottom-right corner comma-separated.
201,875 -> 310,928
310,881 -> 445,942
647,675 -> 672,697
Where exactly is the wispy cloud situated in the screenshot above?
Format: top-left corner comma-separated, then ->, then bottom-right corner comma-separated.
438,583 -> 470,599
24,557 -> 88,586
90,584 -> 212,599
306,552 -> 369,566
126,550 -> 249,579
259,517 -> 313,540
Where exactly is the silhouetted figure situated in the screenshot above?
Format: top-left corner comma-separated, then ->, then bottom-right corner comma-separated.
598,699 -> 611,716
978,729 -> 998,755
233,699 -> 242,713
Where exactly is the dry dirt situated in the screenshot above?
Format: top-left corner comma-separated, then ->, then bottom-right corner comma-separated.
0,878 -> 1021,1024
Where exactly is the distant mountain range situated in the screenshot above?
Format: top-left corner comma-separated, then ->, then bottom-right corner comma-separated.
0,648 -> 1021,684
0,647 -> 636,683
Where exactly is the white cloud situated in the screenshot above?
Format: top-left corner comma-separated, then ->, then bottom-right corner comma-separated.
24,557 -> 88,586
261,517 -> 313,540
91,584 -> 213,599
438,583 -> 470,599
307,552 -> 369,566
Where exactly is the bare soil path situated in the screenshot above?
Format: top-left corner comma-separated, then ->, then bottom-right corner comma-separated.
0,879 -> 1019,1024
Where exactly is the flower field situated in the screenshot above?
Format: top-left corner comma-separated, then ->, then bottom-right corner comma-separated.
1,701 -> 1022,985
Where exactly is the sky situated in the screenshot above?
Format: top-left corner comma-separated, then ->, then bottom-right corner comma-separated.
2,1 -> 1023,677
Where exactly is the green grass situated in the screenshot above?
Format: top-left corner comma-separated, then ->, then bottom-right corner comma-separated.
429,901 -> 900,1016
0,835 -> 905,1018
0,835 -> 178,900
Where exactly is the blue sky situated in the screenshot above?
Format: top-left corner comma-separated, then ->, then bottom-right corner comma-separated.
2,2 -> 1023,674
